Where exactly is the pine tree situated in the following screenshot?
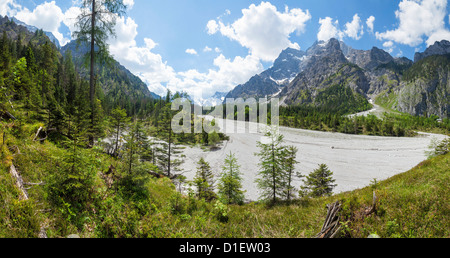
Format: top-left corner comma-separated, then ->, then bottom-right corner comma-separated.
194,158 -> 215,201
218,152 -> 245,205
208,130 -> 220,149
120,119 -> 156,194
0,31 -> 11,72
12,57 -> 41,110
73,0 -> 127,146
255,127 -> 286,203
156,102 -> 184,178
301,164 -> 337,198
110,107 -> 129,157
283,146 -> 302,201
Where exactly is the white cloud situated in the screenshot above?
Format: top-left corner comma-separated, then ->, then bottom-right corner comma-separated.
376,0 -> 450,46
106,15 -> 262,98
166,54 -> 264,98
208,1 -> 311,62
186,48 -> 198,55
206,20 -> 219,35
123,0 -> 134,9
203,46 -> 212,52
13,1 -> 70,45
215,47 -> 222,53
366,16 -> 375,33
344,14 -> 364,40
317,17 -> 343,41
0,0 -> 21,16
318,14 -> 366,42
383,41 -> 395,53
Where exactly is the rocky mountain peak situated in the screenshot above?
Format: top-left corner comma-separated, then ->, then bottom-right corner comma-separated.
414,40 -> 450,62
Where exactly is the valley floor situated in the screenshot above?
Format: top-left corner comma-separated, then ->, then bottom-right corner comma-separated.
180,117 -> 448,201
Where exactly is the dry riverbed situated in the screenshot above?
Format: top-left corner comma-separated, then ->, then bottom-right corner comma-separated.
179,118 -> 448,202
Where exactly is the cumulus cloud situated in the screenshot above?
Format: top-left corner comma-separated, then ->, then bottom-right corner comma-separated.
203,46 -> 212,52
366,16 -> 375,33
106,14 -> 263,98
166,54 -> 263,98
383,41 -> 394,53
375,0 -> 450,46
206,20 -> 219,35
123,0 -> 134,9
344,14 -> 364,40
207,1 -> 311,62
318,14 -> 367,42
317,17 -> 343,41
0,0 -> 21,16
13,1 -> 70,45
185,49 -> 198,55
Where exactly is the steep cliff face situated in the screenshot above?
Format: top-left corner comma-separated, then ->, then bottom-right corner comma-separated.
396,54 -> 450,118
281,39 -> 370,108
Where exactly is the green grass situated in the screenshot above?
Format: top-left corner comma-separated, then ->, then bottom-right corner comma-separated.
1,118 -> 449,238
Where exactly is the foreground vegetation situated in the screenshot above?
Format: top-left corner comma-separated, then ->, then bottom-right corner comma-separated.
1,117 -> 448,238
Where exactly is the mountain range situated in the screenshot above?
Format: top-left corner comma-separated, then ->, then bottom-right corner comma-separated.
225,38 -> 449,118
1,14 -> 448,118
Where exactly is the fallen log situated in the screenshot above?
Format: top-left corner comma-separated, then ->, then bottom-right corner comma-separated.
9,163 -> 29,201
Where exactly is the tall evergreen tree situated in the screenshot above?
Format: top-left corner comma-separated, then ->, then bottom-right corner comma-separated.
110,107 -> 129,157
73,0 -> 127,145
255,127 -> 286,203
194,158 -> 215,201
156,101 -> 183,178
283,146 -> 302,201
218,152 -> 245,205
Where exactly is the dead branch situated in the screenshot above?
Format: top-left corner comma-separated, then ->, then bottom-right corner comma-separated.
365,191 -> 378,216
316,201 -> 342,238
33,127 -> 43,141
24,182 -> 46,186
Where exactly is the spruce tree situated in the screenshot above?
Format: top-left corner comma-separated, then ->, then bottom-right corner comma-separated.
194,158 -> 215,201
156,101 -> 184,179
301,164 -> 337,198
73,0 -> 128,145
218,152 -> 245,205
110,107 -> 129,157
283,146 -> 302,201
255,127 -> 286,203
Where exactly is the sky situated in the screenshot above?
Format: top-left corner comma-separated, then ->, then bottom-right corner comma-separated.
1,0 -> 450,98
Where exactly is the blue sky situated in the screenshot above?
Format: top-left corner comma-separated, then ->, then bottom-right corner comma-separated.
1,0 -> 450,98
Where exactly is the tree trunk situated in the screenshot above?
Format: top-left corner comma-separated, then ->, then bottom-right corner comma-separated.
168,120 -> 172,178
89,0 -> 96,146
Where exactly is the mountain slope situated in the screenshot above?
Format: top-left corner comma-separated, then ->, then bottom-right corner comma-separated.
9,17 -> 60,48
388,54 -> 450,118
414,40 -> 450,62
59,40 -> 161,112
280,39 -> 371,113
225,47 -> 306,100
0,15 -> 58,50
